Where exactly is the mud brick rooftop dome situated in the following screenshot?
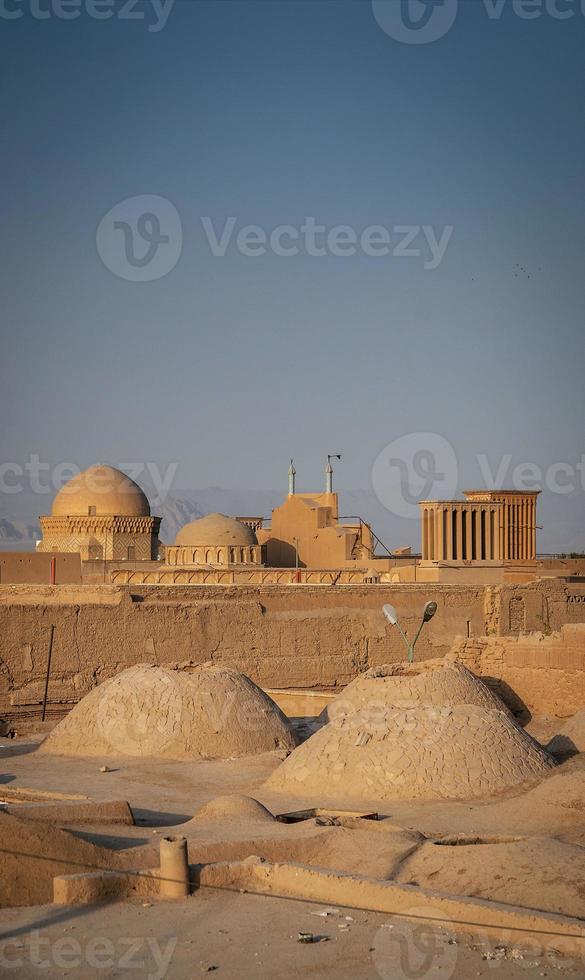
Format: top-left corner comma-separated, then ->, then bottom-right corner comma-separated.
41,664 -> 297,760
51,465 -> 151,517
319,659 -> 508,724
266,703 -> 555,802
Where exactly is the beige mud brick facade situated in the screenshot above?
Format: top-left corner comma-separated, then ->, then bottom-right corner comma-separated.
420,490 -> 539,563
450,624 -> 585,718
1,577 -> 584,723
0,552 -> 81,585
260,491 -> 376,568
39,515 -> 159,561
418,490 -> 540,584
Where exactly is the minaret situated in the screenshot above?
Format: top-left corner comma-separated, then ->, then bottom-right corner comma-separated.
288,459 -> 296,496
325,458 -> 333,494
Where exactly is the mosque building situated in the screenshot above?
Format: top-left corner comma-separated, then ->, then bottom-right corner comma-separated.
38,465 -> 161,561
161,457 -> 378,572
256,459 -> 378,568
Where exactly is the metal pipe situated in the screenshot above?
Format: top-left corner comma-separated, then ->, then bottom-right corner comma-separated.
41,624 -> 55,722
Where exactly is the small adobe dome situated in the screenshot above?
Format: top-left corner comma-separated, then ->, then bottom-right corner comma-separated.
51,465 -> 150,518
175,513 -> 257,547
190,795 -> 275,825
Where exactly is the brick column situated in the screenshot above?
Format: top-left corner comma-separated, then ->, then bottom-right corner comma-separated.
473,506 -> 481,562
437,506 -> 445,561
446,506 -> 453,560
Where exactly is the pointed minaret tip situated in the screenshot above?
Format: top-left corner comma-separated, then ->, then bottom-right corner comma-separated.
325,457 -> 333,494
326,454 -> 341,494
288,459 -> 296,496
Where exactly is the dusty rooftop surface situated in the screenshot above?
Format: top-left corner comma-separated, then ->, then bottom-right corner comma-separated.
3,889 -> 575,980
1,660 -> 584,979
2,722 -> 585,978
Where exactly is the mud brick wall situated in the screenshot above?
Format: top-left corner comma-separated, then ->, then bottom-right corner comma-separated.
449,624 -> 585,718
1,579 -> 584,719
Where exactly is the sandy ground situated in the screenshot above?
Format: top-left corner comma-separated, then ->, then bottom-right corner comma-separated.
2,732 -> 585,979
4,735 -> 585,845
0,890 -> 582,980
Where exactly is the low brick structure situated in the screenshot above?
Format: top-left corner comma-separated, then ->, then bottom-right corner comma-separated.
449,624 -> 585,718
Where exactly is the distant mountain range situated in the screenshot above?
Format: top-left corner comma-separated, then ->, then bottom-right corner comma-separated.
0,516 -> 41,547
0,486 -> 582,555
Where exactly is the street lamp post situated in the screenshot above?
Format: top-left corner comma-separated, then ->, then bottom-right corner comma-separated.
382,601 -> 437,664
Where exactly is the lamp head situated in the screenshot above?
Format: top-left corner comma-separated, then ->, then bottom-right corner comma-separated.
423,600 -> 437,623
382,603 -> 398,626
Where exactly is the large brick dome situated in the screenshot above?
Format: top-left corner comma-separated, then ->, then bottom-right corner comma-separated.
51,465 -> 150,518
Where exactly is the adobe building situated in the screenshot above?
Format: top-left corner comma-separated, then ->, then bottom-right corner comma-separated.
0,551 -> 81,585
38,465 -> 161,561
165,513 -> 264,567
418,490 -> 540,584
257,459 -> 380,569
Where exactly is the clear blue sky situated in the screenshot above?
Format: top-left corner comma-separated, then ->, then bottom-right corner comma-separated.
1,1 -> 584,522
